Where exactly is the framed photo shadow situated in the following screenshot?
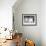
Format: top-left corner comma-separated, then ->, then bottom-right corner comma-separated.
22,14 -> 37,26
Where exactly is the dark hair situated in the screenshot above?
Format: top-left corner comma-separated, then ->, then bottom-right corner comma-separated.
34,43 -> 35,46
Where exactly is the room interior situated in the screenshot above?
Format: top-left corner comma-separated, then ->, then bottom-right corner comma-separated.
0,0 -> 46,46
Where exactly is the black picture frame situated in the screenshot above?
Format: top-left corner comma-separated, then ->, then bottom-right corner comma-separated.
22,14 -> 37,26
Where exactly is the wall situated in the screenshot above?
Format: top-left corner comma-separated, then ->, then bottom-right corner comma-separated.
0,0 -> 16,30
41,0 -> 46,46
13,0 -> 41,46
0,0 -> 46,46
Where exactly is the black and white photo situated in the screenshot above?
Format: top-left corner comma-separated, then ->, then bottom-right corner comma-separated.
22,14 -> 37,26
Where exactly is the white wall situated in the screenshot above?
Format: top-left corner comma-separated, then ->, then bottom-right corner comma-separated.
41,0 -> 46,46
1,0 -> 46,46
13,0 -> 41,46
0,0 -> 16,30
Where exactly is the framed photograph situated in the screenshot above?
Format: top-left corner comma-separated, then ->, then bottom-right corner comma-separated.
22,14 -> 37,26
